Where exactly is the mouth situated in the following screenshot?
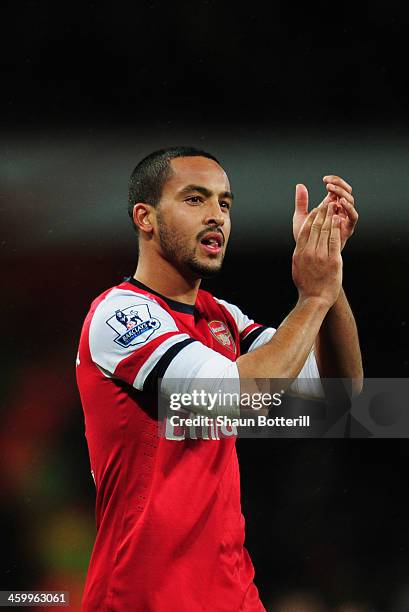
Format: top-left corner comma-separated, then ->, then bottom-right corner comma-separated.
199,232 -> 223,255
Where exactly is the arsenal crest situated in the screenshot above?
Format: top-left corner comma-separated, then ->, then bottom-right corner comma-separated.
208,320 -> 236,353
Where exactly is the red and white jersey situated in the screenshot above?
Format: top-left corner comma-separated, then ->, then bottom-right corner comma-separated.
76,277 -> 320,611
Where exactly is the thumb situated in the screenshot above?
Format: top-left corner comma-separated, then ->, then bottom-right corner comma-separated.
295,183 -> 309,215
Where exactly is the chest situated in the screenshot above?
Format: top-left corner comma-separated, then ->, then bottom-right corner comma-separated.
176,307 -> 239,360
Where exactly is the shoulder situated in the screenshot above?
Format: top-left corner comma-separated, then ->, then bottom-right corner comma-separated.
213,296 -> 254,330
212,296 -> 278,353
83,284 -> 190,387
196,287 -> 217,304
89,285 -> 179,339
197,291 -> 243,318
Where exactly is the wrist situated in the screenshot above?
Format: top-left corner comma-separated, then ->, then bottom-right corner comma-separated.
296,295 -> 333,313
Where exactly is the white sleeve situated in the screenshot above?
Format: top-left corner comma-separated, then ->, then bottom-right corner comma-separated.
215,298 -> 324,400
160,342 -> 240,417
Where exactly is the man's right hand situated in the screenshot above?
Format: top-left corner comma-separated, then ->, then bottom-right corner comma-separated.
237,201 -> 343,381
292,201 -> 343,309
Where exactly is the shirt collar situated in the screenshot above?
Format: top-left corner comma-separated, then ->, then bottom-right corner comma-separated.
124,277 -> 196,315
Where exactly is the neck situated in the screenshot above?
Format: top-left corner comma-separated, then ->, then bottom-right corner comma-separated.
134,253 -> 201,306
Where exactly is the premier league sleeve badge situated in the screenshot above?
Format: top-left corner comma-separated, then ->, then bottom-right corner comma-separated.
106,304 -> 161,347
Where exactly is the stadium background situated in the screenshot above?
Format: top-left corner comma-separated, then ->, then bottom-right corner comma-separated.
1,2 -> 409,610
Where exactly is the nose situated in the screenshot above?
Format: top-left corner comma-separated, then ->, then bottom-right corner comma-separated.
203,199 -> 225,228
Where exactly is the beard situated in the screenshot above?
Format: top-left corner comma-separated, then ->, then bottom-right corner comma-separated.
156,213 -> 224,279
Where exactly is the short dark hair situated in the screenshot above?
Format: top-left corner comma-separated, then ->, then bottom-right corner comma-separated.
128,146 -> 220,231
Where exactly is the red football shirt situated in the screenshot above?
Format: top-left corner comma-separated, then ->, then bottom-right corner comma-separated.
76,278 -> 272,611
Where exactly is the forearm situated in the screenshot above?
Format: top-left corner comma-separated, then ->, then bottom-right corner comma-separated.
237,297 -> 330,380
314,287 -> 363,389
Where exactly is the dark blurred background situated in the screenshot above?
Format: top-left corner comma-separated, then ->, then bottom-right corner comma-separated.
1,1 -> 409,610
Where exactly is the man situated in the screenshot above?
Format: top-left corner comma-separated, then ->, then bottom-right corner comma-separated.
76,147 -> 362,611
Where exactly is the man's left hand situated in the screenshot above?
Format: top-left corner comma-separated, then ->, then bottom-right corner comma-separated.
293,175 -> 358,250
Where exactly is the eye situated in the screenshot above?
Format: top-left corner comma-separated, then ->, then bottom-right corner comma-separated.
185,196 -> 203,204
220,201 -> 231,210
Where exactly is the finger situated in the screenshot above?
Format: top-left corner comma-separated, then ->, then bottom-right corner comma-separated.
316,202 -> 334,256
307,202 -> 329,250
327,195 -> 350,219
296,207 -> 318,250
326,192 -> 345,215
329,214 -> 341,256
317,193 -> 332,208
339,198 -> 359,223
323,175 -> 353,194
326,183 -> 355,205
326,191 -> 341,207
295,183 -> 309,215
328,195 -> 344,217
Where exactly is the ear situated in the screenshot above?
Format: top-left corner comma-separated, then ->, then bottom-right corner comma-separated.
132,203 -> 155,234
